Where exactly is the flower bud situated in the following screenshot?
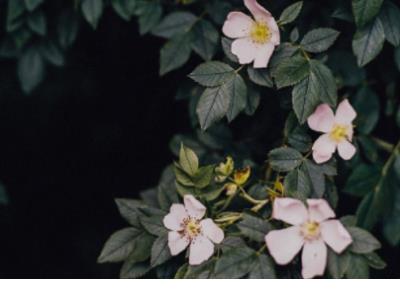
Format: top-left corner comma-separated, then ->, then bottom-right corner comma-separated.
233,166 -> 251,186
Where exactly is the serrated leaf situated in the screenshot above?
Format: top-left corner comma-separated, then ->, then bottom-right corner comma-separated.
310,60 -> 337,106
120,261 -> 151,279
345,254 -> 369,278
111,0 -> 137,21
219,236 -> 247,252
115,198 -> 142,228
301,28 -> 340,53
352,18 -> 385,67
221,37 -> 239,63
348,227 -> 381,254
226,74 -> 247,122
179,144 -> 199,176
81,0 -> 104,29
18,47 -> 45,93
364,252 -> 386,269
27,10 -> 47,36
344,163 -> 380,197
214,247 -> 256,278
184,259 -> 216,279
379,1 -> 400,46
279,1 -> 303,25
24,0 -> 43,11
237,213 -> 272,242
302,160 -> 325,198
140,215 -> 167,237
192,20 -> 219,61
150,235 -> 172,268
272,55 -> 310,89
245,85 -> 260,116
57,11 -> 79,49
151,11 -> 196,38
189,61 -> 234,87
160,32 -> 193,75
327,250 -> 350,279
352,0 -> 383,28
193,165 -> 214,189
268,147 -> 303,172
98,227 -> 141,263
352,86 -> 380,134
247,66 -> 273,87
248,254 -> 276,279
137,1 -> 162,35
284,168 -> 312,201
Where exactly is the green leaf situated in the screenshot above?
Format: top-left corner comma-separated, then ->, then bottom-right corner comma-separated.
268,147 -> 303,172
379,1 -> 400,47
214,247 -> 256,279
221,37 -> 239,63
179,144 -> 199,176
193,165 -> 214,189
160,33 -> 193,76
125,232 -> 155,263
237,213 -> 272,242
248,254 -> 276,279
302,160 -> 325,198
284,168 -> 312,201
352,0 -> 383,28
345,254 -> 369,278
192,20 -> 219,61
40,41 -> 65,67
327,250 -> 350,279
247,66 -> 273,87
151,11 -> 196,38
272,55 -> 310,89
18,47 -> 45,94
364,252 -> 386,269
140,215 -> 167,237
137,1 -> 162,35
27,10 -> 47,36
150,235 -> 172,268
184,259 -> 216,279
97,227 -> 141,263
348,227 -> 381,254
24,0 -> 43,11
226,74 -> 248,122
300,28 -> 340,53
7,0 -> 25,32
219,236 -> 247,253
81,0 -> 104,29
189,61 -> 234,87
115,198 -> 142,228
57,11 -> 79,49
111,0 -> 137,21
352,86 -> 380,134
288,126 -> 312,153
352,18 -> 385,67
0,182 -> 10,205
279,1 -> 303,25
325,178 -> 338,209
244,86 -> 260,116
310,60 -> 337,106
344,163 -> 380,197
120,262 -> 151,279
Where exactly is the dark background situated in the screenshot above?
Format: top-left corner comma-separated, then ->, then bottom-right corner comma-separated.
0,10 -> 398,279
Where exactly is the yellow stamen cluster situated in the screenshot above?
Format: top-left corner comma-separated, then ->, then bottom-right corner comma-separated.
250,22 -> 271,44
182,218 -> 202,239
301,221 -> 320,240
330,124 -> 349,142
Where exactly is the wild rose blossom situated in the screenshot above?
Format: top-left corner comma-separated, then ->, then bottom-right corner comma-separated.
163,194 -> 224,265
222,0 -> 280,68
265,197 -> 352,279
307,99 -> 357,164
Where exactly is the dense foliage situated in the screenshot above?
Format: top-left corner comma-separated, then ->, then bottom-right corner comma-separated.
1,0 -> 400,278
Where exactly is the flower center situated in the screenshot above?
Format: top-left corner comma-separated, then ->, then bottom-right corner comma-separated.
182,218 -> 202,239
250,22 -> 270,44
329,124 -> 349,142
301,221 -> 320,240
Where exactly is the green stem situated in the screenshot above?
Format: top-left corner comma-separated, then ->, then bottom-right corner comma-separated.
238,186 -> 269,205
371,137 -> 395,153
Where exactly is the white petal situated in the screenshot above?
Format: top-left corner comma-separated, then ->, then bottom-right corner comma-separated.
189,235 -> 214,265
200,218 -> 224,244
265,226 -> 304,265
253,42 -> 275,68
245,0 -> 272,22
307,104 -> 335,133
307,199 -> 335,223
335,99 -> 357,125
168,231 -> 190,256
222,12 -> 253,39
337,140 -> 356,160
312,133 -> 337,164
320,220 -> 353,254
184,195 -> 206,219
163,204 -> 187,231
272,197 -> 308,225
301,239 -> 327,279
231,37 -> 258,65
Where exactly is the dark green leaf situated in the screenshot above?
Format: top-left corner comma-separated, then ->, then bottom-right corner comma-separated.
152,11 -> 196,38
237,213 -> 272,242
345,254 -> 369,278
348,227 -> 381,254
248,254 -> 276,279
160,33 -> 193,75
24,0 -> 43,11
81,0 -> 104,29
279,1 -> 303,25
272,55 -> 310,89
327,250 -> 350,279
189,61 -> 234,87
137,1 -> 162,35
57,11 -> 79,49
192,20 -> 219,61
221,37 -> 239,63
364,252 -> 386,269
150,235 -> 172,268
379,1 -> 400,46
300,28 -> 340,53
111,0 -> 137,21
40,41 -> 64,67
120,261 -> 151,279
140,215 -> 167,237
352,0 -> 383,28
247,66 -> 273,87
18,47 -> 45,93
352,86 -> 380,134
226,74 -> 248,122
302,159 -> 325,198
284,168 -> 312,201
214,247 -> 256,278
268,147 -> 303,172
344,163 -> 380,197
27,10 -> 47,36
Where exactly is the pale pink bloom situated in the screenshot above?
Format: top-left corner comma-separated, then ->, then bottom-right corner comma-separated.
222,0 -> 280,68
265,198 -> 352,279
163,195 -> 224,265
307,99 -> 357,164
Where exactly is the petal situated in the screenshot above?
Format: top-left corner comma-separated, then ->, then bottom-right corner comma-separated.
163,204 -> 188,231
312,133 -> 337,164
200,218 -> 224,244
184,195 -> 206,219
168,231 -> 190,256
320,220 -> 352,253
253,42 -> 275,68
266,17 -> 280,45
222,12 -> 254,39
301,239 -> 327,279
245,0 -> 271,22
334,99 -> 357,125
272,197 -> 308,225
306,199 -> 335,223
337,140 -> 356,160
189,235 -> 214,265
307,104 -> 335,133
265,226 -> 304,265
231,37 -> 257,65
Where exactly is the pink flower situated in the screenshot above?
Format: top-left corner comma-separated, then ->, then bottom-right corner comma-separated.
307,99 -> 357,164
222,0 -> 280,68
265,198 -> 352,279
163,195 -> 224,265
